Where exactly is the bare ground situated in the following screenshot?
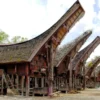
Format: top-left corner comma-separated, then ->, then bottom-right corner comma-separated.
0,88 -> 100,100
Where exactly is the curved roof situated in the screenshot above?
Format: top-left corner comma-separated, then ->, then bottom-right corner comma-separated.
0,1 -> 85,64
54,30 -> 92,67
86,57 -> 100,77
72,36 -> 100,75
0,32 -> 49,64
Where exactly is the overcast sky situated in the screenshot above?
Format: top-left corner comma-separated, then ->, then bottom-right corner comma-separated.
0,0 -> 100,61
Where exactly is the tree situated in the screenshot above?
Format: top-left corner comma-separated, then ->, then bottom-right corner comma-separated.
87,61 -> 93,68
0,30 -> 9,43
86,56 -> 100,68
0,29 -> 28,44
11,36 -> 28,43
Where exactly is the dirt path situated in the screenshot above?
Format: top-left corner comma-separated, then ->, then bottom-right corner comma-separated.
0,88 -> 100,100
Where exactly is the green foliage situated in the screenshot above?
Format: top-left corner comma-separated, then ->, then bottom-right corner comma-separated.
86,56 -> 100,68
87,61 -> 93,67
0,30 -> 9,43
0,29 -> 28,44
11,36 -> 28,43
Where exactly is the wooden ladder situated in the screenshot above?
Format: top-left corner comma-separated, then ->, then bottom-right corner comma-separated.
2,73 -> 19,95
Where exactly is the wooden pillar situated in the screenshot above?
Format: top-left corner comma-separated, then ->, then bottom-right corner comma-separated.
59,77 -> 61,89
13,75 -> 16,88
35,78 -> 38,88
58,77 -> 60,90
74,74 -> 76,90
72,72 -> 75,89
66,78 -> 69,91
21,76 -> 25,96
69,59 -> 73,91
26,76 -> 30,96
1,76 -> 4,94
16,75 -> 19,92
66,78 -> 67,90
25,64 -> 29,96
11,75 -> 14,89
94,72 -> 96,88
83,62 -> 86,90
41,77 -> 44,88
47,42 -> 55,96
56,77 -> 58,90
54,77 -> 55,89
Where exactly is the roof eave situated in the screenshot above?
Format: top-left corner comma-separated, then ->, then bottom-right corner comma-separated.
0,60 -> 30,65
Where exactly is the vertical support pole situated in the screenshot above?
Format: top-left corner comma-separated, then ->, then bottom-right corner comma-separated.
44,77 -> 46,87
61,78 -> 62,88
83,62 -> 86,90
72,72 -> 74,89
66,78 -> 68,91
58,77 -> 60,90
1,75 -> 4,94
54,78 -> 56,90
21,76 -> 25,96
35,78 -> 38,88
59,77 -> 61,88
56,78 -> 57,90
74,73 -> 76,90
26,76 -> 30,96
69,59 -> 73,91
94,71 -> 96,88
14,75 -> 16,88
11,75 -> 14,89
25,64 -> 29,96
47,42 -> 55,96
16,75 -> 19,92
41,77 -> 44,88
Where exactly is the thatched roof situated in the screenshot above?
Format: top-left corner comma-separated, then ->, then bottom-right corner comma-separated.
0,32 -> 49,64
73,36 -> 100,71
85,57 -> 100,77
0,1 -> 84,64
54,30 -> 92,67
